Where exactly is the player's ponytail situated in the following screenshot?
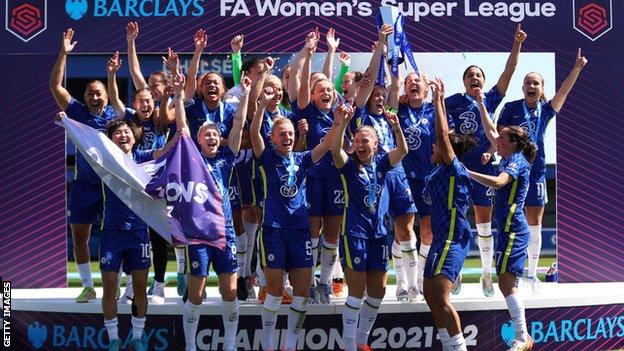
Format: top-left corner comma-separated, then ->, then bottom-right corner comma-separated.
506,126 -> 537,163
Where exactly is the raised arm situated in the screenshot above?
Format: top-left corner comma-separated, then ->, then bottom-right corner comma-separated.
312,113 -> 340,164
49,29 -> 77,110
297,32 -> 318,110
431,78 -> 455,166
126,22 -> 148,90
334,52 -> 350,88
248,57 -> 274,119
331,104 -> 353,169
156,48 -> 180,126
355,24 -> 392,108
157,85 -> 175,128
385,108 -> 407,166
250,87 -> 273,158
323,28 -> 340,82
496,23 -> 527,95
288,29 -> 318,103
230,34 -> 244,86
106,51 -> 126,118
162,47 -> 180,77
387,62 -> 401,111
550,48 -> 588,112
295,118 -> 308,151
185,29 -> 207,99
476,89 -> 498,147
228,74 -> 251,154
152,73 -> 189,159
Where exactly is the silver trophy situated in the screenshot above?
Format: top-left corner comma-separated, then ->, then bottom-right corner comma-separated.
379,5 -> 404,64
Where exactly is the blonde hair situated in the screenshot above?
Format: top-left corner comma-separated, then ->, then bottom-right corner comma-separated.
270,117 -> 294,135
311,77 -> 333,91
265,75 -> 283,89
197,121 -> 221,141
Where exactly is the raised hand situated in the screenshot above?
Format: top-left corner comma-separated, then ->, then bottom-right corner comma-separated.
326,27 -> 340,51
298,118 -> 309,136
261,86 -> 276,105
171,73 -> 186,94
359,72 -> 372,90
574,48 -> 588,71
126,22 -> 139,42
240,72 -> 252,94
263,56 -> 275,72
429,77 -> 445,102
163,84 -> 175,98
162,47 -> 179,73
61,28 -> 77,54
305,30 -> 318,56
378,24 -> 393,46
230,34 -> 243,53
383,106 -> 400,130
334,103 -> 354,126
194,29 -> 208,52
106,51 -> 122,74
54,111 -> 67,123
514,23 -> 527,43
474,87 -> 485,104
338,51 -> 351,66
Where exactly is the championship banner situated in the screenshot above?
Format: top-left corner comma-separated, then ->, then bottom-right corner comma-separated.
144,132 -> 227,249
0,0 -> 622,288
60,117 -> 226,248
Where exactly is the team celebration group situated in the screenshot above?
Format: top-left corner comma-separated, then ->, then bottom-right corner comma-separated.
49,20 -> 587,351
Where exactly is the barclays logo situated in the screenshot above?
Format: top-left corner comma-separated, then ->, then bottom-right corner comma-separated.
66,0 -> 88,20
65,0 -> 206,20
500,319 -> 515,347
27,322 -> 47,349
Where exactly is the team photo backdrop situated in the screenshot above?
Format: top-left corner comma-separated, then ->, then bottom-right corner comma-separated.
0,0 -> 622,290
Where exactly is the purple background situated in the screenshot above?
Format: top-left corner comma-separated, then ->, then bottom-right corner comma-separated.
11,304 -> 624,350
1,0 -> 623,287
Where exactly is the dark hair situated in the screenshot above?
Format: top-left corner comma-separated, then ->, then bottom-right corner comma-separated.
351,71 -> 364,83
504,126 -> 537,163
368,85 -> 388,103
85,80 -> 107,93
149,70 -> 171,84
86,79 -> 108,90
200,72 -> 227,100
106,119 -> 141,142
132,87 -> 152,101
448,132 -> 479,159
462,65 -> 486,81
129,88 -> 155,141
242,57 -> 263,74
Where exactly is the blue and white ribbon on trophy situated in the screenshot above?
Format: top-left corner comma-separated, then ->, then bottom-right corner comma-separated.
377,6 -> 420,79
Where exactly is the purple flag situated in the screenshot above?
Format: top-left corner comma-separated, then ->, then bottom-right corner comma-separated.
145,133 -> 226,249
